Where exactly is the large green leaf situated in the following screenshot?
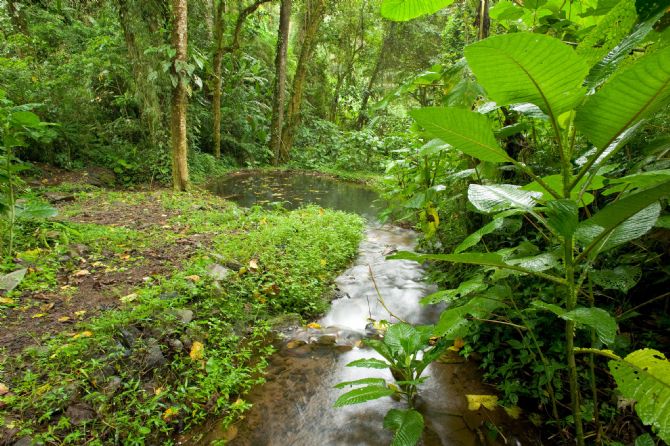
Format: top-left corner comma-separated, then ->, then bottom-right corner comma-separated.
346,358 -> 391,369
576,46 -> 670,151
609,349 -> 670,442
385,322 -> 422,355
590,265 -> 642,293
389,251 -> 566,285
334,385 -> 396,407
468,184 -> 542,213
562,307 -> 617,346
545,199 -> 579,238
420,275 -> 487,304
334,378 -> 388,389
14,202 -> 58,220
380,0 -> 455,21
465,33 -> 589,118
383,409 -> 424,446
0,269 -> 27,292
410,107 -> 512,162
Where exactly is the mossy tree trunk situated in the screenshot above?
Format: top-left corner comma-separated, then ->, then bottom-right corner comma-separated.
279,0 -> 325,162
270,0 -> 291,165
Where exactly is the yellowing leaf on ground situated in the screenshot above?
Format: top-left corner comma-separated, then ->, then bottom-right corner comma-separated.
154,386 -> 165,396
73,269 -> 91,277
248,259 -> 259,270
307,322 -> 321,329
58,316 -> 71,323
320,259 -> 327,267
319,208 -> 325,215
73,331 -> 93,339
185,275 -> 200,282
74,310 -> 87,319
466,394 -> 499,411
0,297 -> 15,305
120,293 -> 138,303
504,405 -> 522,419
162,407 -> 179,421
31,313 -> 46,318
0,383 -> 9,395
190,341 -> 204,360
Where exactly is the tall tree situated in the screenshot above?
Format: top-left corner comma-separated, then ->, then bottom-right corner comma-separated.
6,0 -> 28,35
211,0 -> 272,159
170,0 -> 189,191
279,0 -> 325,162
269,0 -> 291,165
356,21 -> 395,130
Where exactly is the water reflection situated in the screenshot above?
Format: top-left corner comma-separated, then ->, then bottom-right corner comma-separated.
208,170 -> 385,220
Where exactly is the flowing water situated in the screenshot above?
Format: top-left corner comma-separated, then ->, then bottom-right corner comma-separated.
184,171 -> 524,446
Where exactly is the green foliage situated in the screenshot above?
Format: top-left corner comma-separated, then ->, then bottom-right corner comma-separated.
383,409 -> 425,446
609,349 -> 670,442
381,0 -> 455,21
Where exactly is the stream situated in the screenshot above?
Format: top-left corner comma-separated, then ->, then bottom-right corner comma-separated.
184,171 -> 523,446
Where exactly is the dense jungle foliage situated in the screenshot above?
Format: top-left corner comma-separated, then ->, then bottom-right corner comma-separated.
1,0 -> 669,445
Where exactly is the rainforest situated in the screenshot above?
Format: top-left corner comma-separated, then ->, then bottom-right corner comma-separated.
0,0 -> 669,445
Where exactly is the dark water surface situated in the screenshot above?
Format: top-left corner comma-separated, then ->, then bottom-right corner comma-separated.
186,171 -> 527,446
209,170 -> 384,220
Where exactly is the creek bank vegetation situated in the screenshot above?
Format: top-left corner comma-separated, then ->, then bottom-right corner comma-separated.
0,175 -> 363,444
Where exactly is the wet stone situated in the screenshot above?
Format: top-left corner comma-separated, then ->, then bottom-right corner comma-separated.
144,339 -> 167,369
169,338 -> 184,352
13,437 -> 33,446
206,263 -> 232,281
119,326 -> 141,348
174,309 -> 194,325
316,334 -> 336,346
65,403 -> 95,425
104,376 -> 123,395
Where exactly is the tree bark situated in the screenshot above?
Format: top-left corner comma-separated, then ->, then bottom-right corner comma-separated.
269,0 -> 291,165
356,22 -> 395,130
171,0 -> 189,191
6,0 -> 28,35
279,0 -> 325,162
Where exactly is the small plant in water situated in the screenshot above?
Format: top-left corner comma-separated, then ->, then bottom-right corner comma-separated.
334,322 -> 448,446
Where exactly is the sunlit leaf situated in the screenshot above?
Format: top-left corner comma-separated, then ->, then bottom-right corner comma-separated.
380,0 -> 455,21
383,409 -> 424,446
190,341 -> 204,360
333,385 -> 396,407
0,269 -> 27,292
346,358 -> 391,369
466,394 -> 499,410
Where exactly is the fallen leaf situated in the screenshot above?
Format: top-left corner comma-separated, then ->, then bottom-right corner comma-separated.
319,208 -> 325,215
248,259 -> 259,270
307,322 -> 321,329
466,394 -> 499,411
119,254 -> 131,261
154,386 -> 164,396
162,407 -> 179,421
190,341 -> 204,360
73,331 -> 93,339
91,261 -> 105,267
32,313 -> 46,318
120,293 -> 138,303
0,297 -> 15,305
0,269 -> 27,292
185,275 -> 201,282
0,383 -> 9,395
58,316 -> 71,323
74,310 -> 87,319
504,406 -> 522,419
73,269 -> 91,277
40,303 -> 54,312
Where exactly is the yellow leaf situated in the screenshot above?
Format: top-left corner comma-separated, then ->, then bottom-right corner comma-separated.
260,218 -> 267,225
238,267 -> 247,275
120,293 -> 138,303
154,386 -> 164,396
466,394 -> 499,411
36,383 -> 51,395
58,316 -> 71,323
162,407 -> 179,421
73,331 -> 93,339
0,297 -> 15,305
185,275 -> 200,282
73,269 -> 91,277
248,259 -> 259,270
32,313 -> 46,318
307,322 -> 321,329
189,341 -> 204,360
0,383 -> 9,395
320,259 -> 327,267
319,208 -> 325,215
448,337 -> 466,352
74,310 -> 87,319
504,405 -> 522,419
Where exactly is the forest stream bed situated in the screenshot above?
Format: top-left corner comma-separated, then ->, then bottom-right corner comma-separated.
1,169 -> 533,445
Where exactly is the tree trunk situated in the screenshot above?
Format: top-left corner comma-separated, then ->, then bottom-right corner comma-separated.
279,0 -> 325,162
212,0 -> 226,159
476,0 -> 490,41
356,22 -> 395,130
171,0 -> 189,191
270,0 -> 291,165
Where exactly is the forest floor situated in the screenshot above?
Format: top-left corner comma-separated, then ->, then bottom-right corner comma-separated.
0,167 -> 364,445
